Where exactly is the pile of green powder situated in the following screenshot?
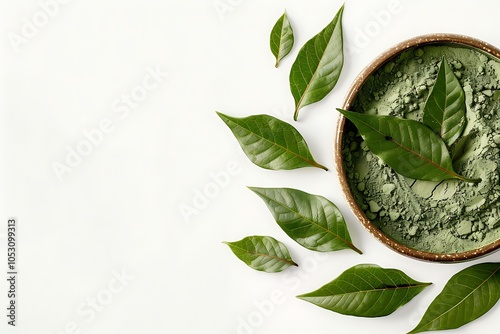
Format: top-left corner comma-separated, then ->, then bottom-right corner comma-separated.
343,44 -> 500,254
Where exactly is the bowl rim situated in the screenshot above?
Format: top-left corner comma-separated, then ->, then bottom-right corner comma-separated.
335,33 -> 500,262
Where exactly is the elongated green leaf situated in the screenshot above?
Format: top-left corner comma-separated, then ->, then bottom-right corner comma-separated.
216,112 -> 327,170
298,264 -> 431,317
337,109 -> 480,183
409,263 -> 500,333
451,131 -> 475,162
224,236 -> 298,273
249,187 -> 362,254
290,5 -> 344,120
423,56 -> 466,146
270,11 -> 294,68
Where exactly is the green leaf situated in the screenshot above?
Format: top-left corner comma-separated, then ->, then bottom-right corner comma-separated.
216,112 -> 327,171
290,4 -> 344,120
298,264 -> 431,317
451,131 -> 475,162
249,187 -> 362,254
270,11 -> 294,68
409,263 -> 500,333
423,56 -> 466,146
224,236 -> 298,273
337,109 -> 481,183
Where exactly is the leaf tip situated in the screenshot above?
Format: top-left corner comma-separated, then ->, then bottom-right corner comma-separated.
247,186 -> 260,194
336,3 -> 345,17
215,111 -> 226,119
336,108 -> 350,120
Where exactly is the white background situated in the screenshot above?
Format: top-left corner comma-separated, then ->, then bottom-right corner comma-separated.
1,0 -> 500,333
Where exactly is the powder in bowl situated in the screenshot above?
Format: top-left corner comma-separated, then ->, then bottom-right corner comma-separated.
341,41 -> 500,256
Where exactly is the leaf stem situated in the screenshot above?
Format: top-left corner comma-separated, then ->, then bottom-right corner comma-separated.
455,175 -> 482,183
310,160 -> 329,171
293,107 -> 300,121
348,242 -> 363,255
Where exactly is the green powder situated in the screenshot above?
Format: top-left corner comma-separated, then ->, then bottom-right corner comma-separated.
343,44 -> 500,254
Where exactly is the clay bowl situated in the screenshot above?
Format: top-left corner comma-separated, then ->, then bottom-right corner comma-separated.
335,33 -> 500,262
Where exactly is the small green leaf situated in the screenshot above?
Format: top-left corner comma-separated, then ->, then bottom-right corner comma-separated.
423,56 -> 466,146
290,4 -> 344,120
224,236 -> 298,273
337,109 -> 481,183
216,112 -> 327,171
298,264 -> 431,317
270,11 -> 294,68
409,263 -> 500,333
249,187 -> 362,254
